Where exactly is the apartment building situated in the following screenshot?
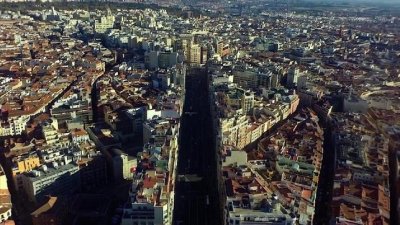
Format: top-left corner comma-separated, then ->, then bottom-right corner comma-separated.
20,163 -> 80,202
121,172 -> 170,225
0,115 -> 30,136
94,11 -> 115,33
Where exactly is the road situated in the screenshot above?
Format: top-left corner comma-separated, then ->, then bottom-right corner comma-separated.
313,121 -> 335,225
173,67 -> 223,225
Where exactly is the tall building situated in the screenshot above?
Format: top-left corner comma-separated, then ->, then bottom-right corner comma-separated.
257,71 -> 272,89
271,72 -> 280,89
287,67 -> 299,88
159,51 -> 178,69
94,8 -> 115,33
145,50 -> 179,69
297,74 -> 308,90
145,51 -> 160,69
176,34 -> 193,62
189,44 -> 201,65
201,45 -> 208,64
78,155 -> 109,192
109,148 -> 137,181
241,91 -> 254,114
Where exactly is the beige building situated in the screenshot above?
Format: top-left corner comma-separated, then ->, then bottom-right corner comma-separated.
94,9 -> 115,33
241,91 -> 254,114
189,44 -> 201,65
42,123 -> 59,145
13,155 -> 41,176
176,34 -> 194,62
0,166 -> 13,223
216,41 -> 229,57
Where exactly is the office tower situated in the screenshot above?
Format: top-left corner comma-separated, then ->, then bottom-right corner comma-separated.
241,91 -> 254,114
287,67 -> 299,88
189,44 -> 201,65
257,71 -> 272,89
201,45 -> 208,64
177,34 -> 194,62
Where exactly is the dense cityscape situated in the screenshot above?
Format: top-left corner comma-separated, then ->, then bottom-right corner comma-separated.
0,0 -> 398,225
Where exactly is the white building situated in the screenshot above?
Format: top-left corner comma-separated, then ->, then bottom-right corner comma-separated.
20,163 -> 80,202
226,197 -> 293,225
227,212 -> 293,225
0,115 -> 30,136
71,128 -> 90,144
222,147 -> 248,167
110,148 -> 137,181
0,166 -> 12,223
121,173 -> 170,225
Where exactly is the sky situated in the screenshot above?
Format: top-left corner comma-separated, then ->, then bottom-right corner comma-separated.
301,0 -> 400,4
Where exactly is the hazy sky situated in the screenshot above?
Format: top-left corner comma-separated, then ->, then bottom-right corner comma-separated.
302,0 -> 398,2
301,0 -> 400,4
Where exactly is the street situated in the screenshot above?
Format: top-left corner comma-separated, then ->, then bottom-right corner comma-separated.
173,68 -> 223,225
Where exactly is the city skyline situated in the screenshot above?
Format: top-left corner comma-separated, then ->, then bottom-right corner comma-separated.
0,1 -> 398,225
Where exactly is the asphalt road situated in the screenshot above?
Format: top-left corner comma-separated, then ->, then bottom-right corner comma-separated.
173,68 -> 223,225
313,122 -> 335,225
